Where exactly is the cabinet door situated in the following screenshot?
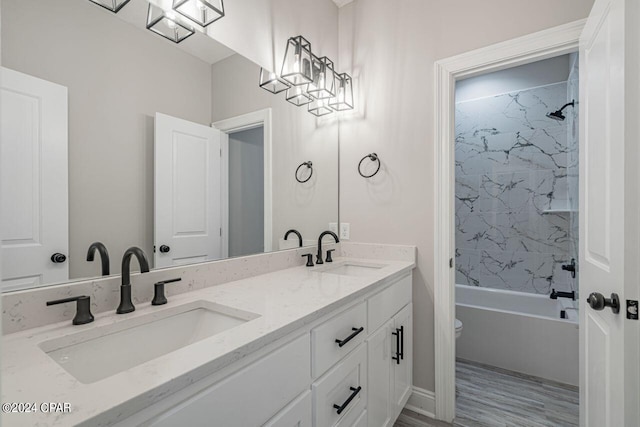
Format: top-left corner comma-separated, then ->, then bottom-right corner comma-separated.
392,303 -> 412,418
263,391 -> 312,427
367,320 -> 393,427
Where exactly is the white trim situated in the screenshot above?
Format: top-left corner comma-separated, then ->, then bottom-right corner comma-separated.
213,108 -> 273,254
404,387 -> 436,419
433,19 -> 585,423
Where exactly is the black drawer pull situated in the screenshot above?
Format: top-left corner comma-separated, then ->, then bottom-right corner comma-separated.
392,328 -> 401,365
335,327 -> 364,348
399,325 -> 405,360
333,386 -> 362,415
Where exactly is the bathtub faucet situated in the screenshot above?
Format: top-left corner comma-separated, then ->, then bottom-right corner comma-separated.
550,288 -> 576,300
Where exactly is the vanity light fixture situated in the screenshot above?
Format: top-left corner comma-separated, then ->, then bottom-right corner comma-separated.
307,56 -> 336,99
259,68 -> 291,94
146,4 -> 195,44
286,85 -> 314,106
173,0 -> 224,27
281,36 -> 314,86
87,0 -> 131,13
329,73 -> 354,111
308,98 -> 333,117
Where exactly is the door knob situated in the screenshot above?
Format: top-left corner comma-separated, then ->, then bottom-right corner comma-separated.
50,253 -> 67,263
587,292 -> 620,314
159,245 -> 170,253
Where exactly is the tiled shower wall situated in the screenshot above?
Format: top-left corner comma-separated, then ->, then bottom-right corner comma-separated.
455,82 -> 577,294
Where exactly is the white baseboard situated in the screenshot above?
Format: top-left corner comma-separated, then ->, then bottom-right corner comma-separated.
404,386 -> 436,419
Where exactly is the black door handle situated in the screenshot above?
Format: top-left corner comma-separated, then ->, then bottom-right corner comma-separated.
333,386 -> 362,415
587,292 -> 620,314
159,245 -> 170,253
399,325 -> 404,360
335,327 -> 364,348
392,328 -> 401,365
51,253 -> 67,263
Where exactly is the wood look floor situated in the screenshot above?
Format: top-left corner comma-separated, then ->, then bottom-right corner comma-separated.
394,360 -> 579,427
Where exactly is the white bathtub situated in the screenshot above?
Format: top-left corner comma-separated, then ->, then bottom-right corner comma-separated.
456,284 -> 579,386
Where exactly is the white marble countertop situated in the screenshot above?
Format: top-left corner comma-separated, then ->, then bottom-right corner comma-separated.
1,257 -> 414,427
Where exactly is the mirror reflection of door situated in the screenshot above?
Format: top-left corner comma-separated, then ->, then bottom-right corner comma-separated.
227,126 -> 265,258
0,67 -> 69,291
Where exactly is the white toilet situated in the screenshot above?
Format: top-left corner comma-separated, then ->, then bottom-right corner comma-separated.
455,318 -> 463,339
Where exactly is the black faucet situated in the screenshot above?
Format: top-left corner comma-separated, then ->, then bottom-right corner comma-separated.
117,247 -> 150,314
550,288 -> 576,300
561,258 -> 576,279
316,231 -> 339,265
86,242 -> 110,276
284,229 -> 303,247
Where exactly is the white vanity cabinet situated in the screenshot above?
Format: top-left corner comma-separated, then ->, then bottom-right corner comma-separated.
115,272 -> 413,427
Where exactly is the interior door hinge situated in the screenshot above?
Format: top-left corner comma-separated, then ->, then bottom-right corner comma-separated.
449,258 -> 453,268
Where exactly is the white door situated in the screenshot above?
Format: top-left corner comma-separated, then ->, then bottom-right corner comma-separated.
367,320 -> 393,427
580,0 -> 640,425
0,67 -> 69,290
154,113 -> 222,268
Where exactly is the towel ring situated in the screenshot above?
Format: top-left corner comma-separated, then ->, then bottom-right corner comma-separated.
358,153 -> 380,178
295,161 -> 313,183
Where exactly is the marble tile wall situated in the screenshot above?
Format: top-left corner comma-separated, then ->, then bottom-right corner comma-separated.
455,82 -> 577,294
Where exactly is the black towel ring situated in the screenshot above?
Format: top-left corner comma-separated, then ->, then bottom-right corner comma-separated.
295,161 -> 313,183
358,153 -> 380,178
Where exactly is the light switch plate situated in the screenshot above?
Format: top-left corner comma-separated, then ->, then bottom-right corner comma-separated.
340,223 -> 350,240
329,222 -> 338,234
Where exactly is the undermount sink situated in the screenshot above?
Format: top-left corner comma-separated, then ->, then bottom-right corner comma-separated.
39,301 -> 259,384
318,261 -> 387,277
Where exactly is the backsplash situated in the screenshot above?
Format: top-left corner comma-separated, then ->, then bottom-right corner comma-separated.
455,82 -> 576,294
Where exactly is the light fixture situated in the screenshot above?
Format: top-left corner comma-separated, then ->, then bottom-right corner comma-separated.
308,98 -> 333,117
286,85 -> 314,106
87,0 -> 131,13
259,68 -> 290,94
173,0 -> 224,27
308,56 -> 336,99
329,73 -> 354,111
146,4 -> 195,44
281,36 -> 314,86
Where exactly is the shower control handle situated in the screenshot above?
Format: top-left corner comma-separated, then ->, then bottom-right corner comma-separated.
587,292 -> 620,314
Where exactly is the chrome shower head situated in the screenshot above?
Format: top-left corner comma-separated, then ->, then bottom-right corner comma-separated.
546,100 -> 575,122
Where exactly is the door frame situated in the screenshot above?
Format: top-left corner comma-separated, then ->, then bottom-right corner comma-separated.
432,20 -> 586,422
213,108 -> 273,257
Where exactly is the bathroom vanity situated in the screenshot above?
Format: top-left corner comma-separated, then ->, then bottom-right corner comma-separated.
2,246 -> 415,426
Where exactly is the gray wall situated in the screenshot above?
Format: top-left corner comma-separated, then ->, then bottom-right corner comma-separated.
229,127 -> 265,257
1,0 -> 213,278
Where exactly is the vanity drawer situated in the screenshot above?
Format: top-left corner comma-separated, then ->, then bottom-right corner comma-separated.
311,302 -> 367,378
148,334 -> 310,427
368,273 -> 411,333
312,343 -> 367,427
263,391 -> 312,427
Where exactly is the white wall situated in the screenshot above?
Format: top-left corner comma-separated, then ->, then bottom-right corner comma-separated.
338,0 -> 594,393
455,54 -> 571,102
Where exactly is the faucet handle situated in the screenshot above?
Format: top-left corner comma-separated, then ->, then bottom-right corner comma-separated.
152,278 -> 182,306
326,249 -> 336,263
46,296 -> 94,325
301,254 -> 314,267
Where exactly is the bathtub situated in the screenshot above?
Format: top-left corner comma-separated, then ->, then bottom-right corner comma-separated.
456,284 -> 579,386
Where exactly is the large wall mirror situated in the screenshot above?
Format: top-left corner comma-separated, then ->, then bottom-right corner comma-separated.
0,0 -> 339,292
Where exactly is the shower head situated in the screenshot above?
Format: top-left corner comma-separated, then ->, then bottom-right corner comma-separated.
546,100 -> 575,122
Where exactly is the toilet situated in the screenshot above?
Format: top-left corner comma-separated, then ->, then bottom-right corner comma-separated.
455,318 -> 463,339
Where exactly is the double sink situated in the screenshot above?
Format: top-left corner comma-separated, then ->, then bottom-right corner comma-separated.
39,261 -> 385,384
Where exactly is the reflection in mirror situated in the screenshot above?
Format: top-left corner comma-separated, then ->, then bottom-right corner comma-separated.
0,0 -> 338,292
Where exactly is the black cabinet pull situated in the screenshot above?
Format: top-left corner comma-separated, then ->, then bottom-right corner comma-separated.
392,328 -> 401,365
335,327 -> 364,348
333,386 -> 362,415
399,325 -> 404,360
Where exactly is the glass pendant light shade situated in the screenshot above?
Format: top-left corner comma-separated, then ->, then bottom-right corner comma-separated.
286,85 -> 314,106
281,36 -> 314,86
308,98 -> 333,117
329,73 -> 354,111
307,56 -> 336,99
173,0 -> 224,27
146,4 -> 195,44
259,68 -> 290,94
88,0 -> 131,13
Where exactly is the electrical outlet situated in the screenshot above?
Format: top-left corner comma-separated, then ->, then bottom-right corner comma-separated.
329,222 -> 338,234
340,223 -> 350,240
